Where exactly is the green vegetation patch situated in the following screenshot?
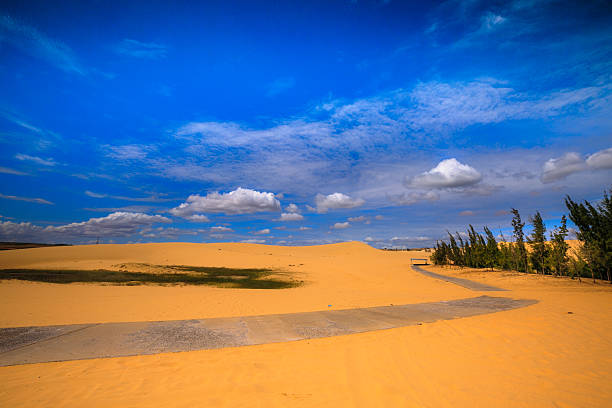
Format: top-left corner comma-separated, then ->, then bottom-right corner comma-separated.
0,265 -> 301,289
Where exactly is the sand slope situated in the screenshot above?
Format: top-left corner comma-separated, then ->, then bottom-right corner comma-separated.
0,242 -> 469,327
1,242 -> 611,407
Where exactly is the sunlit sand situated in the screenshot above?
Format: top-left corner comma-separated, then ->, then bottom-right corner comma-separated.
1,242 -> 611,407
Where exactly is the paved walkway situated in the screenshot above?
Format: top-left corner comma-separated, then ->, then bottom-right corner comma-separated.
411,265 -> 506,291
0,295 -> 535,366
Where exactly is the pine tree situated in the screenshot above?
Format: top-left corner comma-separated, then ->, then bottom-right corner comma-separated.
483,226 -> 499,271
511,208 -> 528,272
528,211 -> 548,274
565,187 -> 612,282
548,215 -> 569,277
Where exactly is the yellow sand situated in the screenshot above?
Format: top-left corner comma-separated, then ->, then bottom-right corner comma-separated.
1,242 -> 611,407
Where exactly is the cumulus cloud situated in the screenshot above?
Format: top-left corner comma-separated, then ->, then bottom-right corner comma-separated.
185,214 -> 210,222
389,191 -> 439,206
277,202 -> 304,221
0,212 -> 170,242
253,228 -> 270,235
332,222 -> 350,229
285,203 -> 300,213
241,239 -> 266,244
348,216 -> 367,222
586,147 -> 612,169
315,193 -> 364,213
170,188 -> 281,218
278,212 -> 304,221
407,158 -> 482,189
362,235 -> 432,248
47,212 -> 170,237
540,152 -> 586,183
210,226 -> 232,232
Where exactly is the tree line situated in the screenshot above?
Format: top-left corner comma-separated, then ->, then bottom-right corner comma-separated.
430,186 -> 611,283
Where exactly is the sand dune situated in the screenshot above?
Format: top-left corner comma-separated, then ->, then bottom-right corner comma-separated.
1,242 -> 611,407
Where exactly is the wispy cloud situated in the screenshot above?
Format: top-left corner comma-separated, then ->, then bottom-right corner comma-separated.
15,154 -> 56,166
0,193 -> 53,205
0,15 -> 85,75
115,39 -> 168,59
0,166 -> 28,176
105,144 -> 155,160
266,77 -> 295,97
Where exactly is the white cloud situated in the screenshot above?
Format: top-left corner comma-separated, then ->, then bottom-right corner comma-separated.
210,226 -> 232,233
481,13 -> 506,31
278,212 -> 304,221
0,193 -> 53,205
85,190 -> 107,198
586,147 -> 612,169
253,228 -> 270,235
47,212 -> 170,237
389,191 -> 440,205
171,188 -> 281,218
266,77 -> 295,97
348,216 -> 367,222
315,193 -> 364,213
106,144 -> 154,161
0,212 -> 170,242
459,210 -> 475,216
0,166 -> 27,176
0,15 -> 85,75
407,158 -> 482,189
285,203 -> 300,213
185,214 -> 210,222
540,152 -> 586,183
241,239 -> 266,244
115,39 -> 168,59
402,80 -> 606,134
15,153 -> 56,166
299,226 -> 311,230
332,222 -> 350,229
139,226 -> 197,239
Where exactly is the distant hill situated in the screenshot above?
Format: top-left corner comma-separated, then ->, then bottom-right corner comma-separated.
0,242 -> 71,251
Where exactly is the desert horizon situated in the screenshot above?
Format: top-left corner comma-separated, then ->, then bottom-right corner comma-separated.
1,241 -> 611,407
2,0 -> 611,406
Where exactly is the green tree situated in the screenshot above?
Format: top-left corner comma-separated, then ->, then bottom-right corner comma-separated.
483,226 -> 500,271
565,187 -> 612,282
548,215 -> 569,277
511,208 -> 528,272
528,211 -> 548,274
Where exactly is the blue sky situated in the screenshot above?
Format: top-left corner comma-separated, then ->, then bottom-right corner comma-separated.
1,0 -> 611,247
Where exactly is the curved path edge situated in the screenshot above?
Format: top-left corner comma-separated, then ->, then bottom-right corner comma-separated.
0,295 -> 535,367
411,265 -> 507,291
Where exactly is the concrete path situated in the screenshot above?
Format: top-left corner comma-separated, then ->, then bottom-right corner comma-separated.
0,295 -> 535,366
411,265 -> 506,291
